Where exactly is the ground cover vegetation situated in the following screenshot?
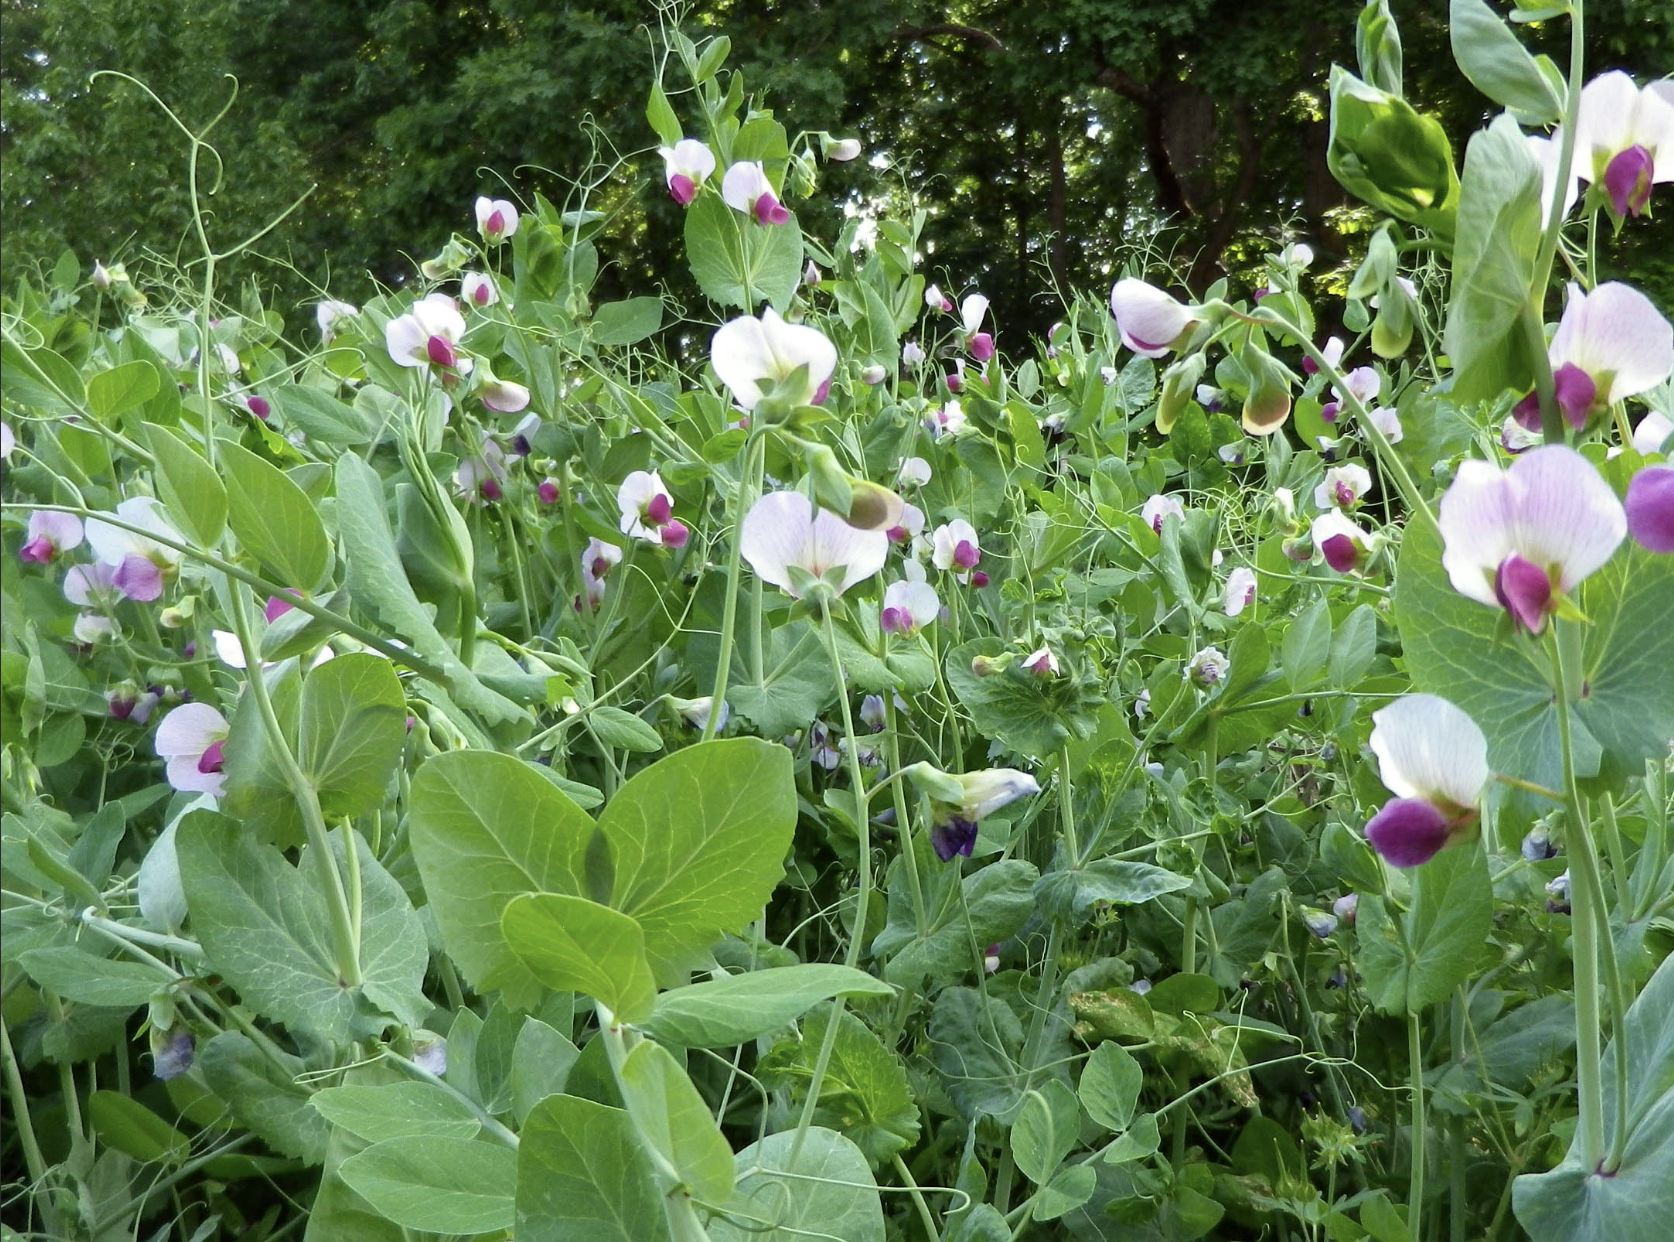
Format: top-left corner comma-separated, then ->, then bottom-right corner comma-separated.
2,2 -> 1672,1241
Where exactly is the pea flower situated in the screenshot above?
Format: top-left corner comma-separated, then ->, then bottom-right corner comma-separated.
1224,566 -> 1257,616
461,272 -> 497,308
1526,134 -> 1582,224
63,561 -> 120,610
1332,893 -> 1359,925
1324,366 -> 1380,423
930,519 -> 981,574
1632,411 -> 1673,455
242,394 -> 271,421
538,478 -> 561,505
1511,283 -> 1674,432
1301,335 -> 1345,377
1302,909 -> 1339,939
1141,493 -> 1184,534
881,576 -> 940,635
721,161 -> 790,225
1573,72 -> 1674,219
897,457 -> 932,488
902,341 -> 927,366
508,413 -> 542,455
316,299 -> 358,342
926,400 -> 965,436
710,309 -> 837,412
1626,464 -> 1674,553
888,501 -> 925,546
1185,646 -> 1228,687
825,137 -> 862,162
456,436 -> 508,504
961,294 -> 993,363
475,196 -> 519,242
86,497 -> 183,602
906,764 -> 1042,862
1,421 -> 14,459
617,471 -> 688,548
385,294 -> 471,375
580,537 -> 623,609
74,613 -> 117,643
479,378 -> 530,414
1364,404 -> 1404,443
1365,694 -> 1489,867
740,490 -> 888,599
1314,464 -> 1373,509
1311,510 -> 1376,574
1438,445 -> 1625,634
1110,278 -> 1199,359
155,703 -> 231,797
925,284 -> 954,314
1023,646 -> 1059,677
660,138 -> 716,206
672,695 -> 728,731
19,511 -> 83,564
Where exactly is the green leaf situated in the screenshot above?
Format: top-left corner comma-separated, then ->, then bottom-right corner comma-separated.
1450,0 -> 1563,124
1328,603 -> 1378,688
765,1004 -> 920,1165
407,749 -> 594,1005
511,1018 -> 580,1124
1395,516 -> 1674,808
880,859 -> 1040,988
337,1136 -> 516,1235
1282,597 -> 1333,691
177,812 -> 427,1042
1102,1113 -> 1163,1164
930,986 -> 1024,1120
1443,114 -> 1543,404
618,1040 -> 735,1202
87,360 -> 159,422
18,946 -> 165,1009
685,190 -> 804,312
518,1095 -> 670,1242
298,654 -> 407,818
588,705 -> 663,752
270,384 -> 378,448
501,893 -> 658,1023
1327,66 -> 1459,241
1080,1042 -> 1143,1133
709,1127 -> 886,1242
1012,1080 -> 1082,1184
643,964 -> 894,1048
219,441 -> 331,590
1356,0 -> 1403,95
646,83 -> 681,147
311,1081 -> 482,1143
592,297 -> 664,347
598,738 -> 797,984
88,1090 -> 189,1162
199,1032 -> 329,1163
147,424 -> 227,546
1357,845 -> 1493,1015
1145,973 -> 1221,1016
1036,1164 -> 1098,1221
946,638 -> 1098,759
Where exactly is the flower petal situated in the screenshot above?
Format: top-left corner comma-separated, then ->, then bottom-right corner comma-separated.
1366,798 -> 1456,868
155,702 -> 230,759
1548,281 -> 1674,405
741,490 -> 814,593
1368,693 -> 1489,809
1626,464 -> 1674,553
808,507 -> 889,594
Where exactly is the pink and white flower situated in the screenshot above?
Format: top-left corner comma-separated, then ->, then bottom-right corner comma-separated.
1364,404 -> 1404,444
479,378 -> 530,414
85,497 -> 183,602
887,501 -> 925,546
385,294 -> 472,375
925,400 -> 965,436
672,695 -> 728,731
1185,646 -> 1229,687
1526,133 -> 1582,224
316,299 -> 358,342
19,511 -> 83,564
930,519 -> 981,574
1302,335 -> 1345,377
475,196 -> 520,242
1573,71 -> 1674,218
710,308 -> 837,411
1224,566 -> 1257,617
897,456 -> 932,487
455,436 -> 508,503
740,490 -> 889,599
1140,493 -> 1184,535
1110,278 -> 1199,359
1327,366 -> 1381,422
1023,645 -> 1059,676
1438,445 -> 1626,634
580,537 -> 623,609
155,703 -> 231,797
721,161 -> 790,225
461,272 -> 498,308
659,139 -> 716,206
1511,283 -> 1673,431
961,293 -> 993,362
1631,410 -> 1673,455
924,284 -> 953,314
63,561 -> 120,609
1311,510 -> 1375,574
881,576 -> 940,635
1365,694 -> 1489,867
617,471 -> 688,548
1625,464 -> 1674,553
1314,464 -> 1373,510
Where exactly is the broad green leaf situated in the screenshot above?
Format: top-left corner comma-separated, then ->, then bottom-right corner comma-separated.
1431,994 -> 1575,1101
1012,1080 -> 1082,1184
1450,0 -> 1563,124
1282,596 -> 1333,691
764,1004 -> 920,1165
1356,0 -> 1403,95
1145,972 -> 1221,1016
1327,66 -> 1459,241
1080,1042 -> 1143,1133
86,360 -> 160,422
270,383 -> 378,447
510,1018 -> 580,1124
645,83 -> 681,147
618,1040 -> 735,1202
588,705 -> 663,752
177,812 -> 427,1042
1328,603 -> 1378,688
18,946 -> 165,1008
1,340 -> 85,411
407,749 -> 594,1006
643,964 -> 894,1048
295,653 -> 406,820
147,424 -> 227,546
518,1095 -> 670,1242
1036,1164 -> 1099,1221
879,859 -> 1040,988
1357,844 -> 1492,1015
501,893 -> 658,1023
1036,858 -> 1193,925
88,1090 -> 189,1162
946,638 -> 1100,759
592,297 -> 664,347
684,190 -> 804,312
598,738 -> 797,985
1395,517 -> 1674,811
1444,114 -> 1543,403
219,441 -> 331,591
1101,1112 -> 1162,1164
199,1032 -> 329,1163
709,1127 -> 886,1242
337,1136 -> 516,1235
303,1128 -> 408,1242
310,1081 -> 482,1143
930,987 -> 1025,1120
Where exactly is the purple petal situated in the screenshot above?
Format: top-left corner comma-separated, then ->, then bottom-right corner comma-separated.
930,816 -> 979,862
1321,533 -> 1359,573
265,594 -> 296,623
426,334 -> 458,368
151,1029 -> 195,1080
1511,389 -> 1543,432
670,174 -> 697,205
969,332 -> 995,362
1494,553 -> 1553,633
1626,464 -> 1674,553
1602,144 -> 1654,218
1365,797 -> 1454,868
1552,362 -> 1597,430
113,555 -> 164,601
19,535 -> 55,564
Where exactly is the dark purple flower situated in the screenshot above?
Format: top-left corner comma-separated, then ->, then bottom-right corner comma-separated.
930,815 -> 979,862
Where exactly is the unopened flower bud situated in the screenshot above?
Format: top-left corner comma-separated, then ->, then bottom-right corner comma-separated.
1302,908 -> 1339,939
861,364 -> 887,386
804,260 -> 822,287
93,261 -> 114,290
1332,893 -> 1359,925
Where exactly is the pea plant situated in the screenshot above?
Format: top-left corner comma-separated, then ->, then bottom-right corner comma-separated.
2,3 -> 1671,1241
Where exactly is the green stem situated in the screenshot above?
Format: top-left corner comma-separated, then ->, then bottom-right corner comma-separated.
891,1153 -> 943,1242
228,582 -> 361,988
1057,744 -> 1081,865
1180,898 -> 1198,976
1408,1011 -> 1426,1242
884,694 -> 930,939
1,1019 -> 47,1188
703,435 -> 765,740
1519,301 -> 1567,444
382,1049 -> 519,1148
1531,0 -> 1586,300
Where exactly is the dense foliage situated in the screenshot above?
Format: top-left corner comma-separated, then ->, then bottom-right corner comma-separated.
3,2 -> 1673,1242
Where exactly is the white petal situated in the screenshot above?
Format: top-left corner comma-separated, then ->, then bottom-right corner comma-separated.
1502,445 -> 1626,593
1575,71 -> 1642,180
741,490 -> 815,593
1109,279 -> 1194,358
808,508 -> 889,594
759,308 -> 838,402
710,316 -> 775,410
1549,282 -> 1674,405
721,161 -> 771,213
961,293 -> 989,335
213,630 -> 250,669
1369,693 -> 1489,808
385,314 -> 429,367
887,579 -> 941,627
166,754 -> 225,796
1632,410 -> 1674,455
956,768 -> 1041,819
154,702 -> 229,758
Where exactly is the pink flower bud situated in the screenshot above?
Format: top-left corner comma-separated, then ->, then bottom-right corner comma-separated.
538,479 -> 560,505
